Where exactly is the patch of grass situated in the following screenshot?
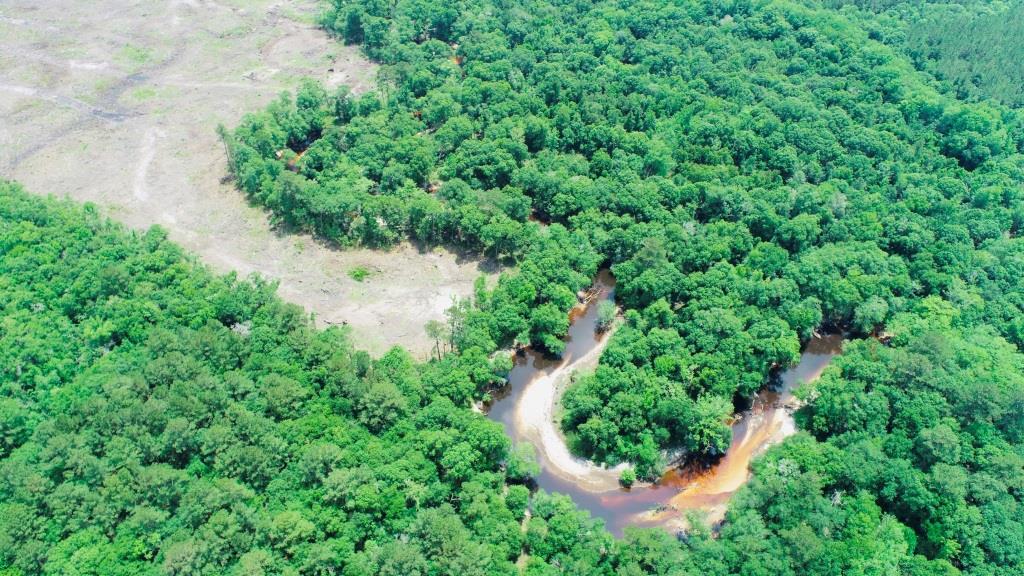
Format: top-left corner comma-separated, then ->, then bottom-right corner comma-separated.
348,266 -> 371,282
280,6 -> 319,25
218,25 -> 251,39
130,86 -> 157,101
89,78 -> 117,102
118,44 -> 152,67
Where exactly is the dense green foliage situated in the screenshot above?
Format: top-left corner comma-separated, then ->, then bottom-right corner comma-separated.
679,302 -> 1024,576
0,185 -> 520,575
3,182 -> 1021,575
830,0 -> 1024,107
6,0 -> 1024,572
226,0 -> 1024,470
789,301 -> 1024,573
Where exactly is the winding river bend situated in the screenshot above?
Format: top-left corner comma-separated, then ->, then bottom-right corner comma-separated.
485,271 -> 843,536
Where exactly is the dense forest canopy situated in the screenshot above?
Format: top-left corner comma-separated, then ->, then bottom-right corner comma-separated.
226,0 -> 1024,473
0,184 -> 523,575
3,0 -> 1024,573
2,180 -> 1022,574
827,0 -> 1024,107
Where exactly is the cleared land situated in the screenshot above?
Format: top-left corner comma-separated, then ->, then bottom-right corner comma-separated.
0,0 -> 496,357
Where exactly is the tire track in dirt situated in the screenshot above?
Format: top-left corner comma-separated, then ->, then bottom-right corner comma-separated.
133,127 -> 165,201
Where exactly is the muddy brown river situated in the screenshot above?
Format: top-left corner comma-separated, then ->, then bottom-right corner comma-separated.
486,271 -> 843,535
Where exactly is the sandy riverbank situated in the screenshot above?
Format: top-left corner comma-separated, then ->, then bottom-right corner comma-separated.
513,323 -> 626,492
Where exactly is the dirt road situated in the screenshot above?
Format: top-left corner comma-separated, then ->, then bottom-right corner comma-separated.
0,0 -> 494,357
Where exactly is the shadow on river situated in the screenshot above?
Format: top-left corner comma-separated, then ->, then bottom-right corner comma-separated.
485,270 -> 843,536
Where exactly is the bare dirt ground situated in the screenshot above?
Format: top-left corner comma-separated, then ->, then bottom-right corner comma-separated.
0,0 -> 496,357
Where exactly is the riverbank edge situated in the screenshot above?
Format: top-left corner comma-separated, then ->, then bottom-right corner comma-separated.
514,320 -> 628,492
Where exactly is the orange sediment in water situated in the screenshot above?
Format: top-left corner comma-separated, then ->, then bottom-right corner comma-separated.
567,334 -> 840,533
485,270 -> 843,535
652,335 -> 841,526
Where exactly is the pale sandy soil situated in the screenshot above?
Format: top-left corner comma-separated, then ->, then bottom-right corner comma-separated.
515,323 -> 626,492
0,0 -> 495,357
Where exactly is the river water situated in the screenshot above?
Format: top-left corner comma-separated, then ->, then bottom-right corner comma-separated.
485,271 -> 843,536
